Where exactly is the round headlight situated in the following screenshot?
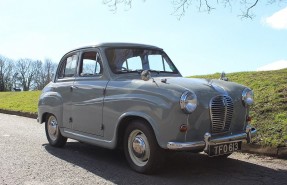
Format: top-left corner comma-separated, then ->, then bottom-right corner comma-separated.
242,88 -> 254,106
180,91 -> 197,114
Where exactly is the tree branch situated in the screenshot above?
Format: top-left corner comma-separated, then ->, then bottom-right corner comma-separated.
172,0 -> 189,20
172,0 -> 216,20
239,0 -> 259,19
103,0 -> 135,12
103,0 -> 286,20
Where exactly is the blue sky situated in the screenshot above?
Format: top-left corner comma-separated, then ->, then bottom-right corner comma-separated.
0,0 -> 286,76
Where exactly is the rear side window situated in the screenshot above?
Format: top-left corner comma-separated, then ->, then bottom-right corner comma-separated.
58,54 -> 78,78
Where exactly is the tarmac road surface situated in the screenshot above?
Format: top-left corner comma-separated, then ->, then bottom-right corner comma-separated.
0,113 -> 286,185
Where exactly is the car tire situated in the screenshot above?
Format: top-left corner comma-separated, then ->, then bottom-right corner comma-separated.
124,120 -> 164,174
45,114 -> 67,147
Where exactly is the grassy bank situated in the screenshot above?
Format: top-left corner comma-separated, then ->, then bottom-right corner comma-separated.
0,91 -> 41,114
190,68 -> 287,147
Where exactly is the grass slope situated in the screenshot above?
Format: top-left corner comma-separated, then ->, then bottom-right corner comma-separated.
190,68 -> 287,147
0,91 -> 41,113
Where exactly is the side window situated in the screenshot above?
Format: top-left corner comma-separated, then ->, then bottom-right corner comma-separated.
58,54 -> 78,78
148,55 -> 173,72
122,56 -> 142,71
80,51 -> 102,76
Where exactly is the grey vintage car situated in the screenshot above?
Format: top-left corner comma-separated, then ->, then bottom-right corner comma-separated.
38,43 -> 257,174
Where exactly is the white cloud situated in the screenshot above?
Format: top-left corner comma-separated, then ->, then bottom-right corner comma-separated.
264,7 -> 287,30
257,60 -> 287,71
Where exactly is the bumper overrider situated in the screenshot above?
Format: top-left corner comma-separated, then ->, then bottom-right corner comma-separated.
167,124 -> 257,153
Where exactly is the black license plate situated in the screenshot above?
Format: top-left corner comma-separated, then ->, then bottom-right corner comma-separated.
208,141 -> 242,157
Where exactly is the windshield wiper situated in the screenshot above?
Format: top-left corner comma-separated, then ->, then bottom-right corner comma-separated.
117,69 -> 142,73
117,69 -> 160,74
148,69 -> 160,74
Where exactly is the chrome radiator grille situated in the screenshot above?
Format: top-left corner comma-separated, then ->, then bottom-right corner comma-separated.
210,95 -> 234,133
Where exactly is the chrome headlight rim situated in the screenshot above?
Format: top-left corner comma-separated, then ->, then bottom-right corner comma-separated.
242,88 -> 254,106
180,90 -> 197,114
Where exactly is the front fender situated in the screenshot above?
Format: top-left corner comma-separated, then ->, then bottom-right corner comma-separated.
38,91 -> 63,126
117,111 -> 159,138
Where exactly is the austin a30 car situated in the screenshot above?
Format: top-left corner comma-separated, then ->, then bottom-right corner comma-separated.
38,43 -> 257,174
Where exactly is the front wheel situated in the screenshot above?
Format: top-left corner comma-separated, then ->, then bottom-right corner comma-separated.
124,120 -> 164,174
45,114 -> 67,147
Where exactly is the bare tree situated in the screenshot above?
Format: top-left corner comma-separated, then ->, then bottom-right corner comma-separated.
43,59 -> 57,85
34,59 -> 57,90
11,72 -> 20,91
33,60 -> 43,90
15,59 -> 39,91
0,55 -> 14,91
103,0 -> 287,19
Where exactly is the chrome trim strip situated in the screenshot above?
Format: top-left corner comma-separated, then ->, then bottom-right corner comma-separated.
167,141 -> 205,150
64,130 -> 111,144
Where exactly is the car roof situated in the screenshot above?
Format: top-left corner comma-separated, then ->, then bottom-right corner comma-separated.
70,42 -> 163,53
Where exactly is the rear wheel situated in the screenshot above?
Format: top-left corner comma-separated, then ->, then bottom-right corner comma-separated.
124,120 -> 164,174
45,114 -> 67,147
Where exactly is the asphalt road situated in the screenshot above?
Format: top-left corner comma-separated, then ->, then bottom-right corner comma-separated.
0,113 -> 286,185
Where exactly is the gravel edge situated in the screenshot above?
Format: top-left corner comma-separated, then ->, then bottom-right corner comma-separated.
242,144 -> 287,159
0,109 -> 37,119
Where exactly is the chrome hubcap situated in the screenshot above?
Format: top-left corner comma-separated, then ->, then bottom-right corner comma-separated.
132,136 -> 146,158
47,115 -> 59,141
128,130 -> 150,167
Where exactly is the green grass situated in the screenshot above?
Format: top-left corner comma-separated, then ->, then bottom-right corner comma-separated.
190,68 -> 287,147
0,69 -> 286,147
0,91 -> 41,113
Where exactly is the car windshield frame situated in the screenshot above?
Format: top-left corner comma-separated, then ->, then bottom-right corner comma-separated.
105,47 -> 179,74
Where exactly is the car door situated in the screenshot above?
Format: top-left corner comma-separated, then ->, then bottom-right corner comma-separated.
54,52 -> 78,129
71,50 -> 108,136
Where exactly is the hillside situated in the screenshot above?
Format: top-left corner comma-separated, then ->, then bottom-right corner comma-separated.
190,68 -> 287,147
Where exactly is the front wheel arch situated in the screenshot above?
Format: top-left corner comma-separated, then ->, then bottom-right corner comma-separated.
116,115 -> 159,150
40,112 -> 49,124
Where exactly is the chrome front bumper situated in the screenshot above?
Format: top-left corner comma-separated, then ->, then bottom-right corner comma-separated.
167,125 -> 257,151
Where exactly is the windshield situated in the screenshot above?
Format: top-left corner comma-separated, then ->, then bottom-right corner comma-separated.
105,48 -> 179,74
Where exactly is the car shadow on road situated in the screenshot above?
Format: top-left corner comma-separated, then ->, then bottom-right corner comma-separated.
44,141 -> 287,185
